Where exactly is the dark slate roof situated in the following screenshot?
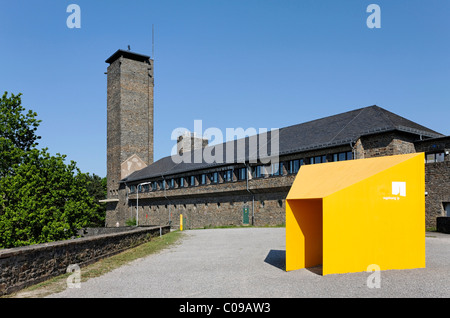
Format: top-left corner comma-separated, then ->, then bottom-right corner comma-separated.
122,105 -> 443,183
105,49 -> 151,64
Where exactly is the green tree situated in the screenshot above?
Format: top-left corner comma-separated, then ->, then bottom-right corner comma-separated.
0,92 -> 41,178
0,149 -> 100,247
83,173 -> 107,227
0,92 -> 103,248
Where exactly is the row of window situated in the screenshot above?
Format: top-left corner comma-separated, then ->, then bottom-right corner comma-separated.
136,199 -> 285,211
426,152 -> 445,163
129,151 -> 354,193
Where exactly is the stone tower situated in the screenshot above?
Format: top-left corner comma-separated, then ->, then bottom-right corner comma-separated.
104,49 -> 154,226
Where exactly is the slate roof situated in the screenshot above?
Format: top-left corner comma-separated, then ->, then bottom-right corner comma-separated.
122,105 -> 443,183
105,49 -> 151,64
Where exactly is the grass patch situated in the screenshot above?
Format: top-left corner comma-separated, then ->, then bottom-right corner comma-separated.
4,230 -> 183,298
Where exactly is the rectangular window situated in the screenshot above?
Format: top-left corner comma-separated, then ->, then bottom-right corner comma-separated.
426,152 -> 445,163
347,151 -> 353,160
179,178 -> 184,188
338,152 -> 346,161
223,170 -> 233,182
294,160 -> 300,173
272,163 -> 280,176
238,168 -> 247,181
129,185 -> 136,193
272,163 -> 279,176
151,182 -> 157,191
201,174 -> 207,185
190,176 -> 196,186
169,179 -> 175,189
211,172 -> 218,184
252,166 -> 261,178
143,184 -> 150,192
289,160 -> 300,173
444,202 -> 450,217
258,165 -> 265,177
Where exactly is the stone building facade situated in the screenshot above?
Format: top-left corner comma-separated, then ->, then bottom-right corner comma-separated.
416,137 -> 450,227
104,50 -> 450,230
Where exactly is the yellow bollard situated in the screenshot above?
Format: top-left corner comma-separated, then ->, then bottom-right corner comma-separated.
180,214 -> 183,231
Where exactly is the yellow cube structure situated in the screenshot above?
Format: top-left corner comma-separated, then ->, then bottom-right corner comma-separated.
286,153 -> 425,275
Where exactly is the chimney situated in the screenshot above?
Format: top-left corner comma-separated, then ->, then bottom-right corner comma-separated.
177,132 -> 208,155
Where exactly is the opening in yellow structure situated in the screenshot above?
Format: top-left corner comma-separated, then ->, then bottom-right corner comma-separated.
286,153 -> 425,275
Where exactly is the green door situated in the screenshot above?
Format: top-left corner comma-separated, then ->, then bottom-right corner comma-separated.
243,206 -> 249,225
183,215 -> 188,230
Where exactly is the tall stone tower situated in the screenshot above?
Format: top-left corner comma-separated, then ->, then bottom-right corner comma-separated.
104,49 -> 154,226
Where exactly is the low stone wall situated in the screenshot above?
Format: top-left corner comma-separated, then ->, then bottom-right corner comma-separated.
0,225 -> 170,296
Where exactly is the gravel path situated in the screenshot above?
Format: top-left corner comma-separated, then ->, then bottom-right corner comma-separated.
48,228 -> 450,298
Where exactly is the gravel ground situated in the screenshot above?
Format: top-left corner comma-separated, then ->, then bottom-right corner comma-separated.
48,227 -> 450,298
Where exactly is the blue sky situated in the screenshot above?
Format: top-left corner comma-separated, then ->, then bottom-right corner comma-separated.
1,0 -> 449,177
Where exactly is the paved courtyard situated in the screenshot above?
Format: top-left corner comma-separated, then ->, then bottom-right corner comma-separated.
49,227 -> 450,298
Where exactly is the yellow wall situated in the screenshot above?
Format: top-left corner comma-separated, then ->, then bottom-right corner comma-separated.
286,153 -> 425,275
322,153 -> 425,275
286,199 -> 322,271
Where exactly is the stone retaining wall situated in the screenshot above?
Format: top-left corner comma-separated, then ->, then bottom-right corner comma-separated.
0,225 -> 170,296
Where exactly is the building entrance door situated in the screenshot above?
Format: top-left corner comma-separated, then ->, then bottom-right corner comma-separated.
444,203 -> 450,217
243,206 -> 250,225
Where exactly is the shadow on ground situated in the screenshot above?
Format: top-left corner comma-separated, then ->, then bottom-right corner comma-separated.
264,249 -> 286,271
264,249 -> 323,275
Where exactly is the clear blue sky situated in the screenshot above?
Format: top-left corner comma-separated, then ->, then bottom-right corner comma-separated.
1,0 -> 449,177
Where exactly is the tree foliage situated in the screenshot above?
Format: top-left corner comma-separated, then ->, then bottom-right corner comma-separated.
0,92 -> 41,178
0,92 -> 105,248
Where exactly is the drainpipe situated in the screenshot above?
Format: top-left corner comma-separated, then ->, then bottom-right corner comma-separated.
161,174 -> 172,226
245,164 -> 255,225
136,184 -> 138,226
350,141 -> 357,160
136,181 -> 152,227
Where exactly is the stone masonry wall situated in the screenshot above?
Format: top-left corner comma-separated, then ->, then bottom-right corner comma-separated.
425,161 -> 450,228
0,225 -> 170,296
136,192 -> 287,229
355,132 -> 416,159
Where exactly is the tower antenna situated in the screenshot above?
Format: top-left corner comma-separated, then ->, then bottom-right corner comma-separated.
152,24 -> 155,59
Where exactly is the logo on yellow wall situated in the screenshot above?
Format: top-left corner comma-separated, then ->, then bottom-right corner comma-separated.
383,182 -> 406,200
